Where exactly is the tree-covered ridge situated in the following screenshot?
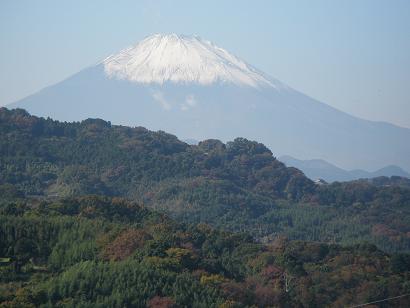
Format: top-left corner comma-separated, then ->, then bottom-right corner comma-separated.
0,107 -> 313,199
1,107 -> 410,253
1,196 -> 409,307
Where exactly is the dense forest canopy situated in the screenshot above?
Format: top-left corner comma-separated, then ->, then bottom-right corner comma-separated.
1,108 -> 410,306
1,108 -> 409,253
1,196 -> 409,307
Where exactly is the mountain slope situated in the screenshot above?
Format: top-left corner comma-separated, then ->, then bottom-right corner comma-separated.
0,106 -> 314,213
280,155 -> 410,182
2,195 -> 410,307
103,34 -> 283,88
9,34 -> 410,171
1,108 -> 410,253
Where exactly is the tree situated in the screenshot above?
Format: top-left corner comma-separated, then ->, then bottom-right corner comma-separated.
147,296 -> 176,308
12,238 -> 39,272
102,229 -> 151,261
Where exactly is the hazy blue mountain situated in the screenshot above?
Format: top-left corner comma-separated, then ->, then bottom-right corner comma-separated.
280,155 -> 410,182
9,34 -> 410,172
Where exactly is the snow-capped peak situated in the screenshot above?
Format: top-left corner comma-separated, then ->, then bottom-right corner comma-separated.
103,34 -> 286,89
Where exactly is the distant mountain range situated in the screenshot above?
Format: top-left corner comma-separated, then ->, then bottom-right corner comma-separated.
280,155 -> 410,182
9,33 -> 410,171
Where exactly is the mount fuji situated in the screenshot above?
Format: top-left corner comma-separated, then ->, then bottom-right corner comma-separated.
8,34 -> 410,171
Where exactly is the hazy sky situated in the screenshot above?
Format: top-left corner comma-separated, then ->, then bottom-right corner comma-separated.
1,0 -> 409,128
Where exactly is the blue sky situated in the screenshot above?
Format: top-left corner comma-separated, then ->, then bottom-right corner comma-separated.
1,0 -> 409,127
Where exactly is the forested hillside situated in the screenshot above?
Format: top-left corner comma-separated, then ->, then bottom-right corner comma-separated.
1,196 -> 409,307
1,108 -> 410,253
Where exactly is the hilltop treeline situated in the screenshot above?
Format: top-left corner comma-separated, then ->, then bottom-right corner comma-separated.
1,108 -> 410,253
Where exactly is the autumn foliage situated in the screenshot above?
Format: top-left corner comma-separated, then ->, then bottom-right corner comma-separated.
102,229 -> 151,261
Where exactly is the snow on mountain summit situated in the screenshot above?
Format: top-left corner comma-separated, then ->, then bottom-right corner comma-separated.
103,34 -> 285,89
10,34 -> 410,172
